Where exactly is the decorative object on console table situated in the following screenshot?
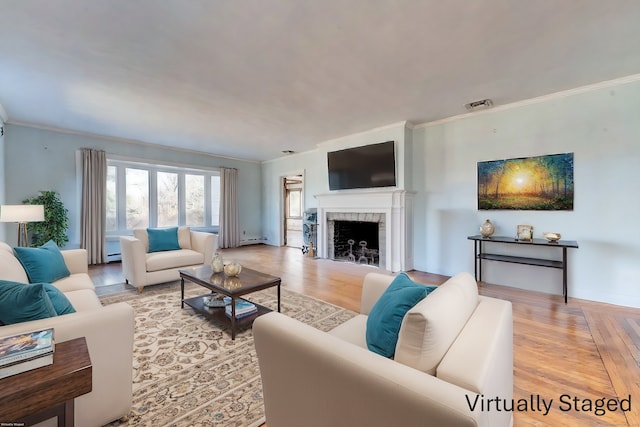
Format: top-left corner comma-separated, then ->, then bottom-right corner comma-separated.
0,328 -> 54,379
468,235 -> 578,304
479,219 -> 495,238
516,224 -> 533,241
543,232 -> 561,242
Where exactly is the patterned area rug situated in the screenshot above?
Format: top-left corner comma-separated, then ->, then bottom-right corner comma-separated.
101,282 -> 356,427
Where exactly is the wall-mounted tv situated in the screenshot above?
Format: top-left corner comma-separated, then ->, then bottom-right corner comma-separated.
327,141 -> 396,191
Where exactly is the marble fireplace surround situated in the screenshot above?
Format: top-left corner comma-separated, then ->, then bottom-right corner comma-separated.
315,189 -> 414,272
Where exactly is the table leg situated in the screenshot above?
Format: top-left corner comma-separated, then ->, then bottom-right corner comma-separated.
181,278 -> 185,308
477,240 -> 483,282
62,399 -> 74,427
277,283 -> 281,312
563,247 -> 568,304
231,297 -> 236,340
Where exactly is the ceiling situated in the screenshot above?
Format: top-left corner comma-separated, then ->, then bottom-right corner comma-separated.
1,1 -> 639,162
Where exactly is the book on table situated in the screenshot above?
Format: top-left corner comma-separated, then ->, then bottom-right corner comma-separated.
223,297 -> 258,319
0,328 -> 54,379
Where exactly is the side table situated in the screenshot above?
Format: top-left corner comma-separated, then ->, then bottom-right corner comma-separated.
0,336 -> 92,427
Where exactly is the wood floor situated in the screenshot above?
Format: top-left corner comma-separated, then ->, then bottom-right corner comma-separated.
92,244 -> 640,426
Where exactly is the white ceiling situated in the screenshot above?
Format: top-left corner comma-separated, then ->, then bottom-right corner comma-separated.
1,1 -> 639,162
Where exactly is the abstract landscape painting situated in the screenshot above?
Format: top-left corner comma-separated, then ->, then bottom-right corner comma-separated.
478,153 -> 574,210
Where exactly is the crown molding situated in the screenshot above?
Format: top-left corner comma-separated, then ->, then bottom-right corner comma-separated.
4,120 -> 260,164
415,73 -> 640,129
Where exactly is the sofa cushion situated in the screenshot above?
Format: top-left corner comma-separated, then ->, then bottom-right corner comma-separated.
178,226 -> 192,249
0,280 -> 58,325
147,227 -> 181,252
13,240 -> 71,283
64,289 -> 103,311
145,249 -> 204,272
394,272 -> 479,375
328,314 -> 369,349
365,273 -> 435,358
52,274 -> 96,293
0,242 -> 29,283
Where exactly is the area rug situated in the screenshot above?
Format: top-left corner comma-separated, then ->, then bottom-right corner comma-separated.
100,281 -> 357,427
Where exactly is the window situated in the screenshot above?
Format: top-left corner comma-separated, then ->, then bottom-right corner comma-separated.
106,159 -> 221,237
125,168 -> 149,229
157,172 -> 178,227
185,174 -> 204,226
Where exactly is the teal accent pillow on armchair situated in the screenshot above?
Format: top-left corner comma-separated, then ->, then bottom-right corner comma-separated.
13,240 -> 71,283
366,273 -> 437,358
147,227 -> 181,252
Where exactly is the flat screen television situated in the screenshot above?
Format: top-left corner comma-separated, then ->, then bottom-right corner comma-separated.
327,141 -> 396,191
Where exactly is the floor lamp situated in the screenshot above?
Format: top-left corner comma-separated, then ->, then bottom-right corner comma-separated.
0,204 -> 45,247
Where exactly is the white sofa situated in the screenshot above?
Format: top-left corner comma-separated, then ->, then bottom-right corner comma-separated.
120,227 -> 217,292
0,242 -> 134,427
254,272 -> 513,427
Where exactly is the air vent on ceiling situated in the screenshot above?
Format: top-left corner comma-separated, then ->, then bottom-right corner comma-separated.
464,98 -> 494,111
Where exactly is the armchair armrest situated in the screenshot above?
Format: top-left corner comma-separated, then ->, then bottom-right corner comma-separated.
190,231 -> 217,266
61,249 -> 88,274
119,236 -> 148,287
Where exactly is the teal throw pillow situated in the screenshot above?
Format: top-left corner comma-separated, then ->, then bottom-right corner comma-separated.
366,273 -> 437,358
13,240 -> 71,283
147,227 -> 181,253
42,283 -> 76,315
0,280 -> 58,325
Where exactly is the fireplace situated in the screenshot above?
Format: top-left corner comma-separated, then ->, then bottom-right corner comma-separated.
327,214 -> 385,267
315,189 -> 414,272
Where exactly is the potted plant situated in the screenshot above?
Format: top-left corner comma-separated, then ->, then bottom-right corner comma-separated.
23,190 -> 69,247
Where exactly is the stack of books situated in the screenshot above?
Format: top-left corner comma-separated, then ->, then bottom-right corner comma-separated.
223,297 -> 257,319
0,328 -> 55,379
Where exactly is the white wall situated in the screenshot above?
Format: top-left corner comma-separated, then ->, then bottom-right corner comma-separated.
4,124 -> 263,248
261,122 -> 411,246
0,113 -> 5,242
412,77 -> 640,307
262,76 -> 640,308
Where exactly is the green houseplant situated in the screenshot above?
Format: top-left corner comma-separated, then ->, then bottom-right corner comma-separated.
23,190 -> 69,247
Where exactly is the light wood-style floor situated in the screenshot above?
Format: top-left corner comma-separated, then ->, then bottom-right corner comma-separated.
92,245 -> 640,426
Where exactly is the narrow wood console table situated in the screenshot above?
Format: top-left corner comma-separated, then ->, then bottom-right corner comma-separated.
468,235 -> 579,303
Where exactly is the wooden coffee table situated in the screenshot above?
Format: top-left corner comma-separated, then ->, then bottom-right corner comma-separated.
179,265 -> 281,340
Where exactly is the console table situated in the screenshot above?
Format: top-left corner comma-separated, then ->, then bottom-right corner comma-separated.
468,235 -> 579,303
0,337 -> 92,427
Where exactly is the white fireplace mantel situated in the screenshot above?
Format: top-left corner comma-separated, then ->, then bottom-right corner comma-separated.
315,189 -> 414,272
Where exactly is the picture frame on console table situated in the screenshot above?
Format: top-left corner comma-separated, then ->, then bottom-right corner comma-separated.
516,224 -> 533,241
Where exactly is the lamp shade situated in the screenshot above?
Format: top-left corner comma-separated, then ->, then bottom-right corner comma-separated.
0,205 -> 45,223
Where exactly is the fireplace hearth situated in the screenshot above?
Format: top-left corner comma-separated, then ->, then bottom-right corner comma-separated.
332,220 -> 380,266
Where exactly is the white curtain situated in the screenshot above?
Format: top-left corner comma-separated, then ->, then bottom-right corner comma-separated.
80,148 -> 107,264
218,167 -> 240,248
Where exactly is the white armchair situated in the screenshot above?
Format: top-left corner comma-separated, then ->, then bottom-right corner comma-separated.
120,227 -> 217,292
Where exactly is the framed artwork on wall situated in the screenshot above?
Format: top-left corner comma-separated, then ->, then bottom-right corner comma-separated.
477,152 -> 574,210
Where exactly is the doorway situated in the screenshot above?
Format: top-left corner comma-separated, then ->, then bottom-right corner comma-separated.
283,175 -> 303,248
